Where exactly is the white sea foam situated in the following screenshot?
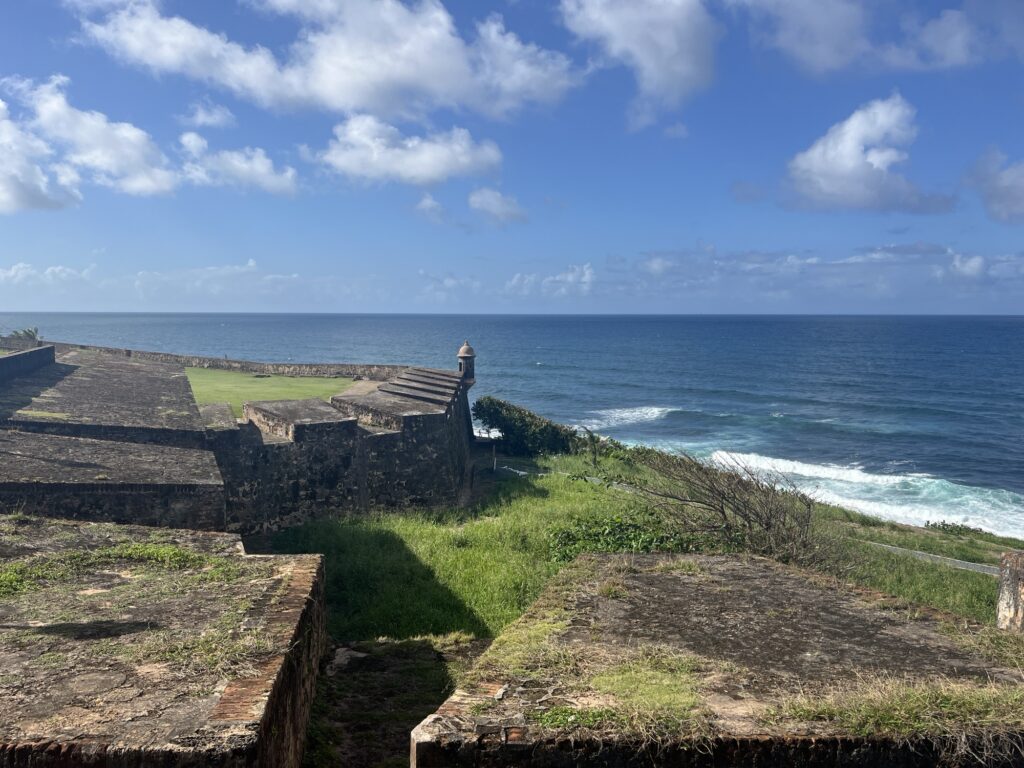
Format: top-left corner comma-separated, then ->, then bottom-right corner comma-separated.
710,450 -> 1024,539
581,406 -> 679,430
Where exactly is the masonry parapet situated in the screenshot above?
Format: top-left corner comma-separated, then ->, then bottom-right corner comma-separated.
0,345 -> 55,382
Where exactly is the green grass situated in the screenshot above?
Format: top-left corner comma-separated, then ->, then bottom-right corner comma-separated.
817,504 -> 1019,566
268,454 -> 1017,645
0,542 -> 253,598
186,367 -> 353,417
768,677 -> 1024,745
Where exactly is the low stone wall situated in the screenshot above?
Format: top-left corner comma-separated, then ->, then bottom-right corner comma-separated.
999,553 -> 1024,632
0,337 -> 405,381
0,482 -> 227,530
0,345 -> 55,382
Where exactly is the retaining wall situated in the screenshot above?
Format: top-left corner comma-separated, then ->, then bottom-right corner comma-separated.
0,337 -> 404,380
0,345 -> 55,382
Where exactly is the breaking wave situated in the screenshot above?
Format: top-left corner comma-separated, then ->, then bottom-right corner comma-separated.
580,406 -> 680,430
710,451 -> 1024,539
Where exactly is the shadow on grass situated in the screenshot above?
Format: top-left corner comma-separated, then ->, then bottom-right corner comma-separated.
252,520 -> 491,641
252,518 -> 497,767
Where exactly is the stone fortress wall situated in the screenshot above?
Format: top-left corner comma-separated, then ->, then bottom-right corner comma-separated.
0,337 -> 478,535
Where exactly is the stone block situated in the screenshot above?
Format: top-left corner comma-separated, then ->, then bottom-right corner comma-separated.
998,552 -> 1024,633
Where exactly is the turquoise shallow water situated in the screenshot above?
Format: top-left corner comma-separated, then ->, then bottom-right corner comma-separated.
2,313 -> 1022,537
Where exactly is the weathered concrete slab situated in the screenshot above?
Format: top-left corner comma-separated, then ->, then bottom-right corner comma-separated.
0,348 -> 205,445
244,399 -> 356,442
414,554 -> 1024,767
0,431 -> 225,529
999,552 -> 1024,633
0,514 -> 325,767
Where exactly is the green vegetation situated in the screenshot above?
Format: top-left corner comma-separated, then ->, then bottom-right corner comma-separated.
818,505 -> 1014,566
767,678 -> 1024,763
269,452 -> 1021,644
15,409 -> 71,421
8,327 -> 39,342
186,367 -> 353,417
267,428 -> 1023,764
472,395 -> 583,456
0,542 -> 252,598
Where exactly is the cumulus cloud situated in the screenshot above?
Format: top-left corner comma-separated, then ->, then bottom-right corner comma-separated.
505,263 -> 596,297
468,187 -> 526,223
12,75 -> 177,196
179,99 -> 235,128
0,261 -> 96,285
320,116 -> 501,185
642,256 -> 675,275
77,0 -> 576,120
788,93 -> 953,213
561,0 -> 719,128
0,76 -> 299,208
970,149 -> 1024,223
880,10 -> 982,70
415,193 -> 444,220
951,252 -> 985,278
0,99 -> 79,214
724,0 -> 869,73
180,132 -> 297,194
727,2 -> 987,73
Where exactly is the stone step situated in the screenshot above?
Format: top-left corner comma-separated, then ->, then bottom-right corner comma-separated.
392,377 -> 458,398
378,383 -> 453,406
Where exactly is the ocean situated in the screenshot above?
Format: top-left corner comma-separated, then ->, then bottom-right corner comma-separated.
2,313 -> 1022,538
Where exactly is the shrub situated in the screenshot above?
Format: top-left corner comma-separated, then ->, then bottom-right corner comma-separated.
607,447 -> 829,566
472,396 -> 581,456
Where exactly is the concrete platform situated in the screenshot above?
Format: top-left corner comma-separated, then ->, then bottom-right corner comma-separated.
413,554 -> 1024,767
0,431 -> 226,529
0,349 -> 205,445
0,514 -> 325,767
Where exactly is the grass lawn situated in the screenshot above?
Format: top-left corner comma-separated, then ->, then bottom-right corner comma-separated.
264,453 -> 1024,766
185,367 -> 353,417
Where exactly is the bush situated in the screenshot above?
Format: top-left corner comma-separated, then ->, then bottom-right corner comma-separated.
472,396 -> 581,456
606,447 -> 829,566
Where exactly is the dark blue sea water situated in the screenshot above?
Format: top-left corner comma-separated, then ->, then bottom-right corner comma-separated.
2,313 -> 1022,537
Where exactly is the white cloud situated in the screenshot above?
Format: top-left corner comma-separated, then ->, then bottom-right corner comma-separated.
951,252 -> 985,278
321,115 -> 501,185
0,262 -> 96,284
542,263 -> 595,296
0,99 -> 79,214
727,2 -> 985,73
13,75 -> 177,196
415,193 -> 443,220
880,10 -> 982,70
179,99 -> 235,128
561,0 -> 719,128
504,263 -> 595,297
970,149 -> 1024,223
180,132 -> 297,194
724,0 -> 869,73
643,256 -> 674,275
78,0 -> 576,120
468,187 -> 526,223
788,93 -> 952,213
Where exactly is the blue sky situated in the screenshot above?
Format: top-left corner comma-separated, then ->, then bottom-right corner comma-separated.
1,0 -> 1023,313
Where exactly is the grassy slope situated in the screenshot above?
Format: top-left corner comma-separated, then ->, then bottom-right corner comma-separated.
269,455 -> 1022,642
268,454 -> 1023,766
185,368 -> 353,417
